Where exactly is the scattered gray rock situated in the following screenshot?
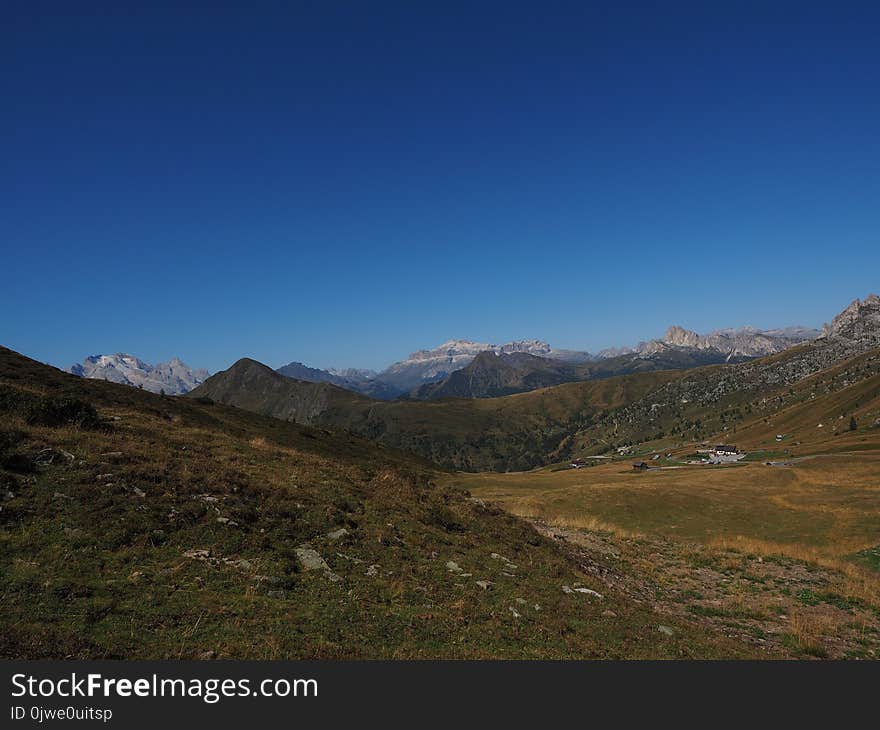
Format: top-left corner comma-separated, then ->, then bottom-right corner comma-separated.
296,545 -> 330,572
446,560 -> 462,573
476,580 -> 492,590
602,610 -> 617,618
574,587 -> 603,599
183,549 -> 211,560
366,564 -> 379,577
198,650 -> 217,660
336,552 -> 363,564
226,558 -> 253,571
255,574 -> 281,584
658,625 -> 675,637
491,552 -> 518,570
327,527 -> 349,541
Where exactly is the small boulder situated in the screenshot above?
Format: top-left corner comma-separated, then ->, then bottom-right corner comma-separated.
295,546 -> 330,572
183,549 -> 211,560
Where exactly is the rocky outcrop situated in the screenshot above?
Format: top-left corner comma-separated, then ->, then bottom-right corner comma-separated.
637,325 -> 820,360
823,294 -> 880,341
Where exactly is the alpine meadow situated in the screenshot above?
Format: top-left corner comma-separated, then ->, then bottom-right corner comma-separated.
4,4 -> 880,671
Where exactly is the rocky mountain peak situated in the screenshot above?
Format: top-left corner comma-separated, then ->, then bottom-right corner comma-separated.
662,326 -> 703,348
823,294 -> 880,340
499,339 -> 552,356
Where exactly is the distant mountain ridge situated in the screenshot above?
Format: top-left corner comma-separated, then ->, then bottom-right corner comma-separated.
190,293 -> 880,471
374,338 -> 594,393
276,338 -> 593,398
601,324 -> 820,360
413,351 -> 587,400
413,340 -> 767,401
276,360 -> 399,400
276,324 -> 820,401
67,354 -> 208,394
65,315 -> 825,400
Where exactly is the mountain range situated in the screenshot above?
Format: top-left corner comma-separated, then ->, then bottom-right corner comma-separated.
66,354 -> 208,395
189,294 -> 880,471
66,319 -> 823,399
274,324 -> 820,401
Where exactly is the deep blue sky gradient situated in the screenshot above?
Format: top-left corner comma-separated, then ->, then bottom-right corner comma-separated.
2,2 -> 879,372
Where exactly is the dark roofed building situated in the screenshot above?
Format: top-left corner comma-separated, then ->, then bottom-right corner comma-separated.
713,445 -> 738,455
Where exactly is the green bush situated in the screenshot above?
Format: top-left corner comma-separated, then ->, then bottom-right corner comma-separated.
25,397 -> 101,429
0,428 -> 27,454
0,384 -> 101,429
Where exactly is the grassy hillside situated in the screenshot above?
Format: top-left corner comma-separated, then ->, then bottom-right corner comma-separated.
192,359 -> 685,471
1,346 -> 753,659
567,344 -> 880,458
412,347 -> 744,401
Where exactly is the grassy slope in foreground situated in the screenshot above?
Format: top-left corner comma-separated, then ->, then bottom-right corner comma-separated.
191,358 -> 685,471
0,346 -> 751,659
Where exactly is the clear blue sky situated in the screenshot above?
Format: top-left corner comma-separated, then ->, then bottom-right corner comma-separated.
2,2 -> 878,373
